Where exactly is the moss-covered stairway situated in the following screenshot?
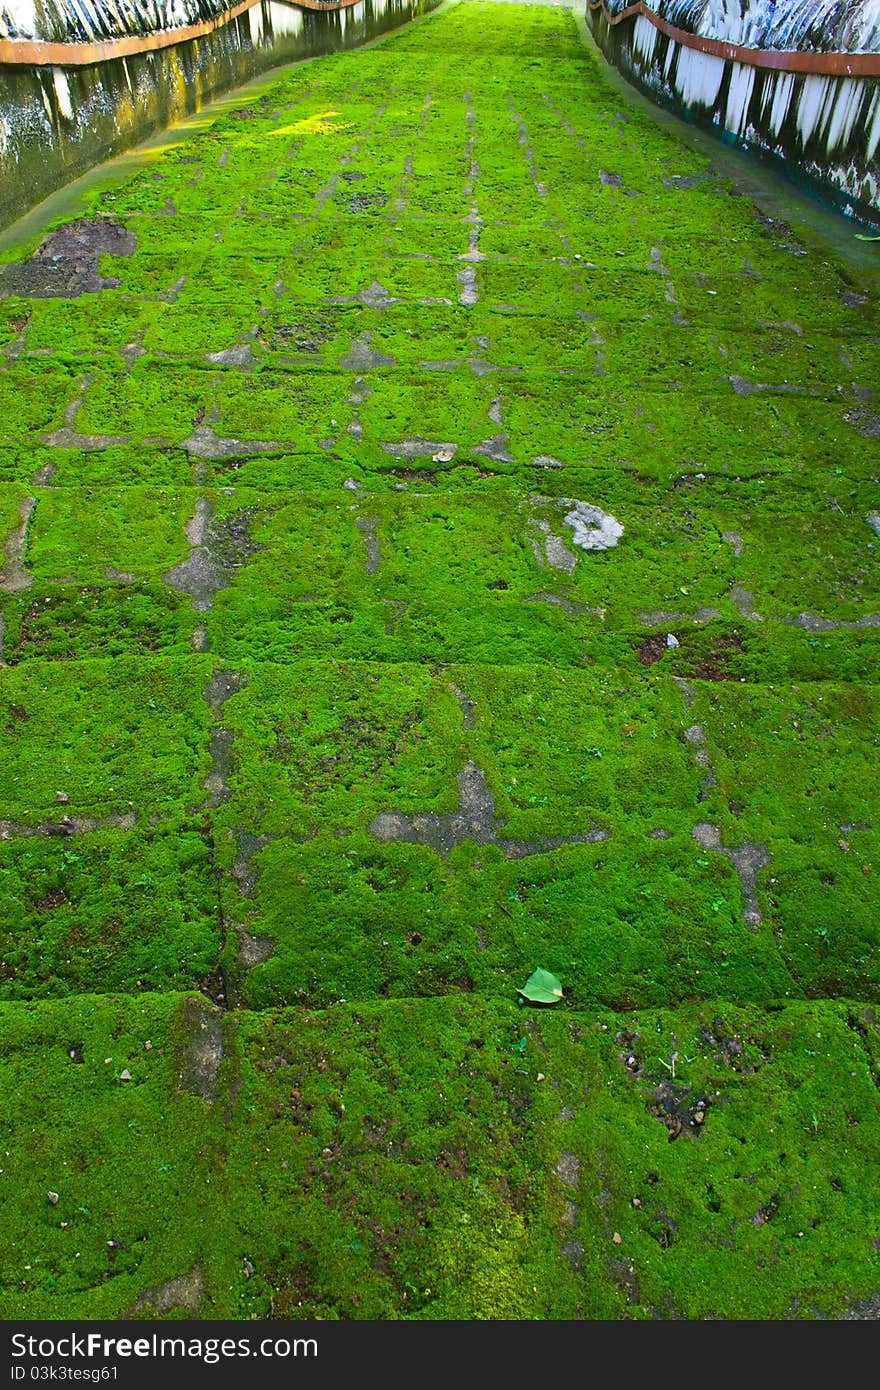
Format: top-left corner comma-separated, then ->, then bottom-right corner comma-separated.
1,0 -> 879,1319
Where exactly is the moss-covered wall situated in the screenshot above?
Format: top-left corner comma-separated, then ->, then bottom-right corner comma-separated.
588,6 -> 880,227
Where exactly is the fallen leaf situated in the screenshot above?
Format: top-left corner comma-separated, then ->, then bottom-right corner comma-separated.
517,967 -> 563,1005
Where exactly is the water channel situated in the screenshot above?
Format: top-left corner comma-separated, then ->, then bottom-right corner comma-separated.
0,0 -> 441,231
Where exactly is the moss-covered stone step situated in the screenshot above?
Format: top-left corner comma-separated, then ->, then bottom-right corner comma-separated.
1,993 -> 878,1319
0,0 -> 878,1320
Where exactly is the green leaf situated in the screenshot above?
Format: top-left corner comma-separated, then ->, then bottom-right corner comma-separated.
517,967 -> 563,1005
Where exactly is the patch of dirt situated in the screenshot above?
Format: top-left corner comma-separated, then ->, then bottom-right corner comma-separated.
2,310 -> 30,337
232,830 -> 273,897
525,592 -> 600,616
387,466 -> 439,482
529,519 -> 576,574
354,515 -> 381,574
343,189 -> 388,213
340,332 -> 395,371
606,1254 -> 641,1304
260,312 -> 335,354
615,1027 -> 643,1076
473,433 -> 515,463
664,172 -> 709,190
729,582 -> 761,620
205,341 -> 256,369
691,823 -> 770,926
380,437 -> 457,462
457,265 -> 479,306
783,610 -> 880,632
0,498 -> 35,594
382,598 -> 407,634
0,219 -> 136,299
696,1019 -> 767,1073
181,419 -> 283,461
555,1151 -> 580,1188
688,631 -> 745,681
164,500 -> 266,611
635,634 -> 667,665
234,922 -> 274,970
32,888 -> 68,911
202,728 -> 235,808
832,1290 -> 880,1319
646,1080 -> 712,1141
211,506 -> 267,570
448,682 -> 476,729
838,405 -> 879,440
0,811 -> 136,841
349,279 -> 398,310
560,1236 -> 584,1270
202,668 -> 247,716
163,546 -> 226,613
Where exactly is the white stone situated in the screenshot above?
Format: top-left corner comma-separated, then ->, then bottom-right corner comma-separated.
560,500 -> 624,552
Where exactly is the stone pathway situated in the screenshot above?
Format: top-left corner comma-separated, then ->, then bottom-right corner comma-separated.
0,0 -> 878,1324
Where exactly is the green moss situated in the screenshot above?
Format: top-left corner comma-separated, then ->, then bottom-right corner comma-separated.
0,654 -> 211,821
0,0 -> 878,1320
0,829 -> 218,998
0,993 -> 222,1318
0,362 -> 81,443
1,582 -> 197,663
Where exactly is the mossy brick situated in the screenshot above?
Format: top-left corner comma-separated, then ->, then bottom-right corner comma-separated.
0,0 -> 878,1322
0,363 -> 82,444
15,297 -> 165,359
16,445 -> 196,489
75,365 -> 213,440
0,828 -> 218,998
25,487 -> 191,582
1,581 -> 197,664
0,993 -> 224,1318
0,654 -> 211,821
